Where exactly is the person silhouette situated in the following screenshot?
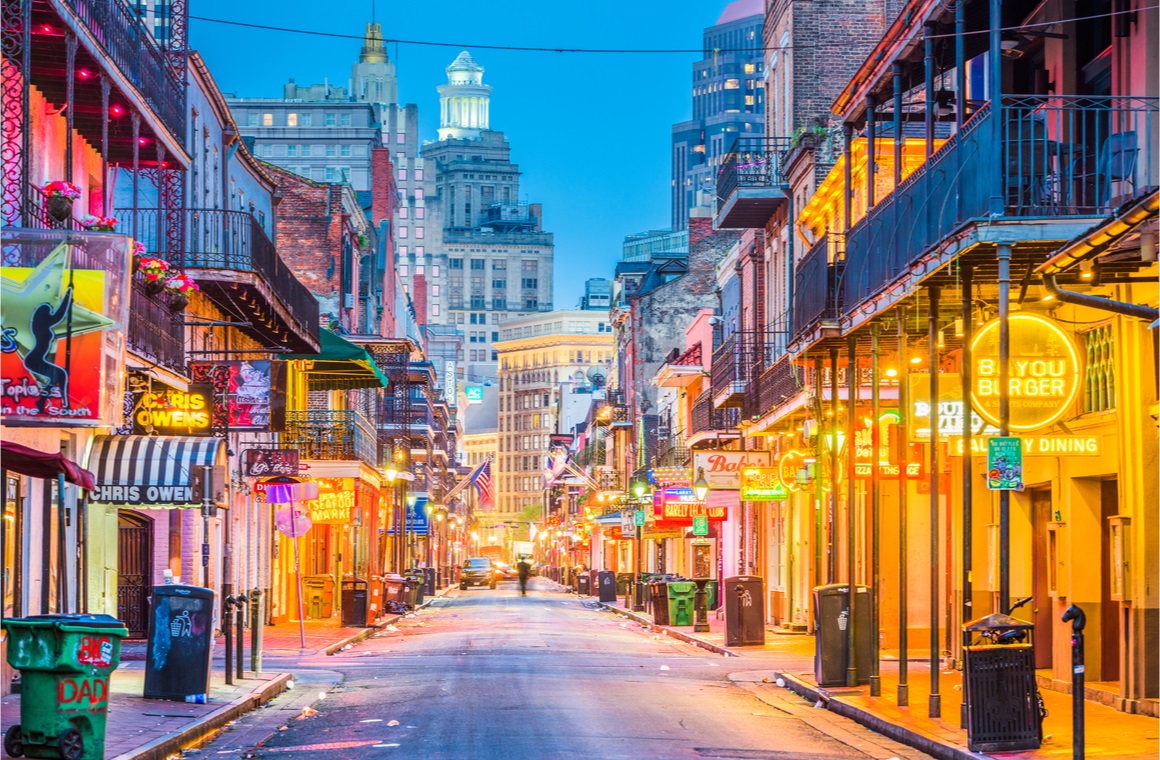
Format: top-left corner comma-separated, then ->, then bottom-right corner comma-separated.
24,288 -> 73,413
517,559 -> 531,597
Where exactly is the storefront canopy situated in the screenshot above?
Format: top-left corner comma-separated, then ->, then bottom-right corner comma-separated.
87,435 -> 225,508
0,440 -> 95,490
283,330 -> 390,390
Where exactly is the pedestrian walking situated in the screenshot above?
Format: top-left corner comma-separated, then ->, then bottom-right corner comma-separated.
517,559 -> 531,596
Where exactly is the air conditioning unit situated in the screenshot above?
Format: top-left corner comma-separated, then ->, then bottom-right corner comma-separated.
344,293 -> 355,309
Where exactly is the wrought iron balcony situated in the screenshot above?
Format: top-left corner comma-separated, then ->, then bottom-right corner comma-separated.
715,138 -> 792,229
123,209 -> 319,352
744,355 -> 809,423
127,275 -> 186,376
793,234 -> 844,344
842,95 -> 1159,316
282,411 -> 377,466
690,390 -> 741,437
710,331 -> 766,408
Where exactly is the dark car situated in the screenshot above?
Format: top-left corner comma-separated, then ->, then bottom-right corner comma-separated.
459,557 -> 497,590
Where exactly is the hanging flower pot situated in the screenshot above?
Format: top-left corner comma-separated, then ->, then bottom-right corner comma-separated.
168,293 -> 190,313
42,181 -> 81,223
144,279 -> 165,296
132,242 -> 147,273
78,214 -> 119,232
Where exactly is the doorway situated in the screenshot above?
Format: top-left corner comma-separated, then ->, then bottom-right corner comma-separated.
117,511 -> 153,639
1030,488 -> 1054,669
1100,480 -> 1121,682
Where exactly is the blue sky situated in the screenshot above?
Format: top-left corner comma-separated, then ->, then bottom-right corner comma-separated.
191,0 -> 728,308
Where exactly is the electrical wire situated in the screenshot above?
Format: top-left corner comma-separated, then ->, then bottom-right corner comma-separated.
188,5 -> 1157,55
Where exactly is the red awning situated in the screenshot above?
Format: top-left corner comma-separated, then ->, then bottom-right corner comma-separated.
1,440 -> 96,490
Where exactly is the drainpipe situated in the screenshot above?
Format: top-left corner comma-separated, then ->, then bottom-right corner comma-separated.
1041,274 -> 1159,322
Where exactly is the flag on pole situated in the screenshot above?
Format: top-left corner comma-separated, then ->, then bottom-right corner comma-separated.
473,459 -> 494,508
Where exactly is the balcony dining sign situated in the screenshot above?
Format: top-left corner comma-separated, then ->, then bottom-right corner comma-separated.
0,234 -> 131,426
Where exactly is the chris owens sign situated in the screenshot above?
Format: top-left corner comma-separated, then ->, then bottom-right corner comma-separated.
132,386 -> 212,434
970,314 -> 1081,432
692,451 -> 772,490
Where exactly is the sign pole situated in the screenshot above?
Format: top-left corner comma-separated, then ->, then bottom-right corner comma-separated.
897,306 -> 910,707
960,264 -> 974,728
290,498 -> 307,653
997,243 -> 1012,615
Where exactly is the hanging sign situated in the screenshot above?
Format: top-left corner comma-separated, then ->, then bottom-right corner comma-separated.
971,314 -> 1082,432
692,514 -> 709,536
464,384 -> 483,403
241,448 -> 299,477
692,451 -> 772,490
777,449 -> 806,492
308,478 -> 356,524
986,437 -> 1024,491
739,468 -> 788,500
910,374 -> 998,441
853,410 -> 923,479
275,505 -> 312,537
620,510 -> 636,534
132,385 -> 213,435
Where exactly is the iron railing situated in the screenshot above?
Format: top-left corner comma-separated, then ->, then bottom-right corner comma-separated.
690,390 -> 741,435
793,233 -> 843,341
744,355 -> 809,422
123,208 -> 319,341
652,436 -> 690,468
716,137 -> 792,209
710,331 -> 767,401
842,95 -> 1158,315
282,411 -> 377,466
127,275 -> 185,375
61,0 -> 186,141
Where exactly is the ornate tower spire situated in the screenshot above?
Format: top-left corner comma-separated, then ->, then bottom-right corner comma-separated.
437,51 -> 493,140
359,22 -> 388,64
351,22 -> 397,103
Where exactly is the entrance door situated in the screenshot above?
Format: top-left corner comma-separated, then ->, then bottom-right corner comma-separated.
1030,488 -> 1053,669
117,512 -> 153,639
1100,480 -> 1121,682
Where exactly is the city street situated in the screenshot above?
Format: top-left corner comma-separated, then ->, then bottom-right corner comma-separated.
198,579 -> 929,759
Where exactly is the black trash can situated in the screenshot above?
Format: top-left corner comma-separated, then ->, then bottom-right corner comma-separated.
588,569 -> 600,596
341,578 -> 369,627
650,581 -> 671,625
577,571 -> 590,595
423,567 -> 436,596
724,576 -> 766,646
812,584 -> 872,686
403,573 -> 423,607
144,585 -> 215,701
963,612 -> 1040,752
597,570 -> 617,602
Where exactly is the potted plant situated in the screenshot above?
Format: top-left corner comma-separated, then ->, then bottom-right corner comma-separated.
78,214 -> 119,232
164,273 -> 199,312
131,241 -> 147,273
41,181 -> 81,222
138,256 -> 170,295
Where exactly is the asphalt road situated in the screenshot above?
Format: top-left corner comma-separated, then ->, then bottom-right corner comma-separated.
198,577 -> 932,760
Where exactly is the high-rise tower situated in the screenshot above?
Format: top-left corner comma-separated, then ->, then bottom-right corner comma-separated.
352,23 -> 398,105
437,52 -> 492,141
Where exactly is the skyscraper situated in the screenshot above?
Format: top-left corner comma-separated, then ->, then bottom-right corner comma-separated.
416,52 -> 554,384
671,0 -> 765,230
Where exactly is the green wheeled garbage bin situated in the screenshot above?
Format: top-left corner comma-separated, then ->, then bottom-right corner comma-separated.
705,579 -> 719,611
667,582 -> 697,626
2,614 -> 128,760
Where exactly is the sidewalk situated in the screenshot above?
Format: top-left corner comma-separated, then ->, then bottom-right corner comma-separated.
588,590 -> 1159,760
0,589 -> 450,760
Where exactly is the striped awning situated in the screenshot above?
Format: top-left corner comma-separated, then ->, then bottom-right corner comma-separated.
87,435 -> 225,508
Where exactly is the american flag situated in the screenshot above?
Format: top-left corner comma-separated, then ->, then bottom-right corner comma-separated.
473,459 -> 494,508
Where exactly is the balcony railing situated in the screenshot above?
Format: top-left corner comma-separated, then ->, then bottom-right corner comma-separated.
124,209 -> 319,343
710,331 -> 767,407
793,233 -> 843,342
690,390 -> 741,435
127,276 -> 186,376
744,355 -> 809,422
282,411 -> 377,466
842,95 -> 1158,315
715,137 -> 792,228
60,0 -> 185,141
652,436 -> 690,468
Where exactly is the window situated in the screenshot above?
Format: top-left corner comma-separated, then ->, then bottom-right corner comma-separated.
492,279 -> 506,290
395,151 -> 405,162
340,145 -> 351,157
432,304 -> 440,316
492,351 -> 498,361
325,113 -> 336,126
415,207 -> 425,219
471,296 -> 486,309
415,227 -> 424,239
431,265 -> 439,277
396,132 -> 405,144
470,259 -> 485,271
300,113 -> 312,127
416,247 -> 425,257
524,298 -> 538,310
398,246 -> 408,256
521,278 -> 538,290
432,285 -> 440,296
744,63 -> 756,74
311,168 -> 325,180
262,113 -> 273,126
470,314 -> 478,325
286,145 -> 298,157
339,113 -> 351,126
492,297 -> 506,310
449,258 -> 463,270
326,145 -> 337,157
399,207 -> 408,218
301,145 -> 312,157
415,188 -> 424,200
398,169 -> 407,181
414,169 -> 424,180
325,168 -> 337,181
248,112 -> 259,126
399,265 -> 409,276
398,227 -> 408,238
491,332 -> 499,342
522,259 -> 538,272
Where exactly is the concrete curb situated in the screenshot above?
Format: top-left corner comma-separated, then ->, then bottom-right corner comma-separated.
320,585 -> 452,655
112,672 -> 292,760
596,602 -> 739,657
771,671 -> 990,760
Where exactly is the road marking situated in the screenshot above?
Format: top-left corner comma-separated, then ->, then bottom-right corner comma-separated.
259,739 -> 386,753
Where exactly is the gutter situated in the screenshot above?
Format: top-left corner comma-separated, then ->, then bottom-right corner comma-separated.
1042,273 -> 1159,322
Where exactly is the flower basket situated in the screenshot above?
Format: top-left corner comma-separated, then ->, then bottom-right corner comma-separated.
131,242 -> 147,273
46,195 -> 75,223
168,293 -> 190,313
78,214 -> 119,232
164,273 -> 199,307
144,279 -> 165,296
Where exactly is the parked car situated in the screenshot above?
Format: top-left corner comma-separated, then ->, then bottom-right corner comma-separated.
459,557 -> 497,590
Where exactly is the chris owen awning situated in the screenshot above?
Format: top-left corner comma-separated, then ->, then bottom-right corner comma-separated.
87,435 -> 225,508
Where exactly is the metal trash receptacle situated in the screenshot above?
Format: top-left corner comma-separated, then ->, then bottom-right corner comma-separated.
812,584 -> 872,686
577,572 -> 590,595
667,581 -> 697,626
588,570 -> 600,596
2,613 -> 128,760
597,570 -> 617,602
303,575 -> 334,618
963,612 -> 1040,752
615,572 -> 633,596
650,581 -> 671,625
143,585 -> 216,700
423,568 -> 436,596
382,574 -> 408,613
724,576 -> 766,646
341,578 -> 369,627
705,579 -> 719,611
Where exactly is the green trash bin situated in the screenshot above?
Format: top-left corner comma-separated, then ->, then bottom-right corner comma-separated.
2,614 -> 128,760
706,579 -> 719,611
667,582 -> 697,626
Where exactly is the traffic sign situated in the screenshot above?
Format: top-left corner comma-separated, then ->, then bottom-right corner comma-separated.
692,514 -> 709,536
634,509 -> 645,527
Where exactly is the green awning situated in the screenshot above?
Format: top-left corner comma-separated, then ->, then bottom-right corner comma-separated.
283,330 -> 389,390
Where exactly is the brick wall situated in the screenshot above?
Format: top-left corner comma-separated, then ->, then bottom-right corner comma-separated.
371,147 -> 397,336
412,273 -> 428,328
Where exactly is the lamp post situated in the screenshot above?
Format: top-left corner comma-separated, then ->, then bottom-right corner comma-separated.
405,490 -> 418,570
692,469 -> 711,633
631,479 -> 648,612
384,466 -> 399,573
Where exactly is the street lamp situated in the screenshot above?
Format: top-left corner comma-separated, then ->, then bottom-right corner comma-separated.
630,479 -> 650,612
405,491 -> 418,570
693,468 -> 710,502
691,467 -> 711,630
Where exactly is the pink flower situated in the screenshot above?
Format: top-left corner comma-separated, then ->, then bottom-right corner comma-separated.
165,273 -> 199,295
42,180 -> 81,199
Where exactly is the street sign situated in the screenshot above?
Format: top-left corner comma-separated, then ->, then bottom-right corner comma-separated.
987,437 -> 1023,491
620,511 -> 635,534
692,514 -> 709,536
634,509 -> 645,527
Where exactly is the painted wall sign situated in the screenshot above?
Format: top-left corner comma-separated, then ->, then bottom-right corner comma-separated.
132,385 -> 213,434
970,314 -> 1082,432
445,360 -> 457,407
0,243 -> 126,425
241,448 -> 300,477
739,468 -> 788,500
692,450 -> 773,490
952,435 -> 1101,457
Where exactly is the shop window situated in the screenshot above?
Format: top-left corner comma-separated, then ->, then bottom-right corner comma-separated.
1083,325 -> 1115,412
